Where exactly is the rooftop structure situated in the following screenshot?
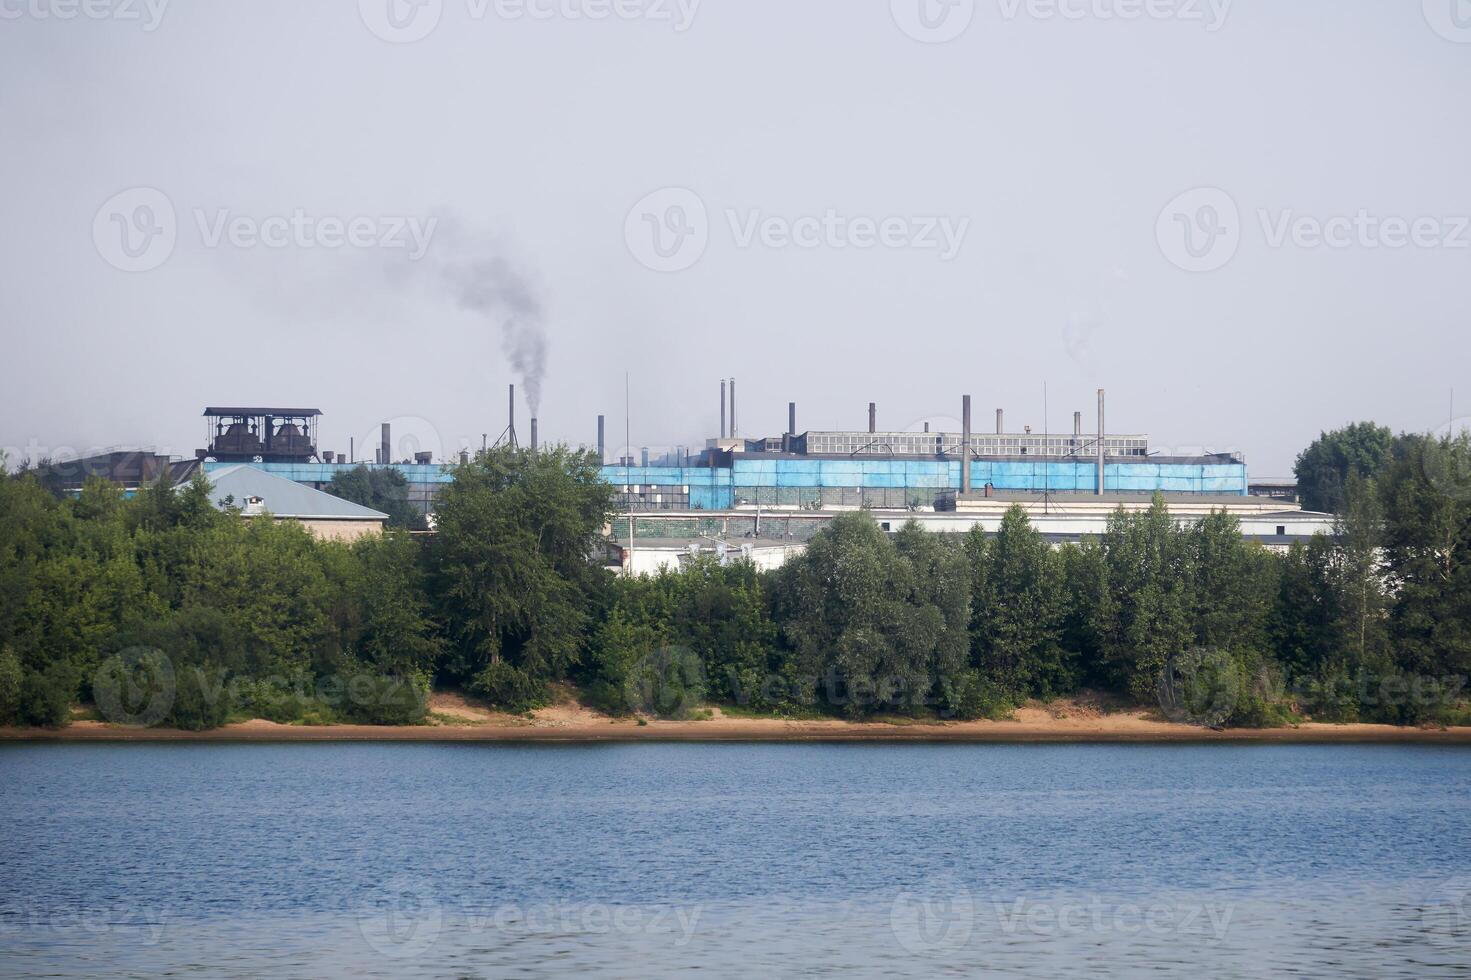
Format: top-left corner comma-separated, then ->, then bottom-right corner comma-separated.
206,464 -> 388,541
199,407 -> 322,464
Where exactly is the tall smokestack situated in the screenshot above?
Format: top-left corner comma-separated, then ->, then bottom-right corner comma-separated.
530,417 -> 538,453
641,447 -> 649,467
730,378 -> 737,438
961,395 -> 972,495
788,401 -> 796,436
508,384 -> 517,448
868,402 -> 876,434
1074,411 -> 1082,438
1097,388 -> 1106,495
381,423 -> 391,466
597,415 -> 605,464
720,380 -> 727,439
996,409 -> 1004,435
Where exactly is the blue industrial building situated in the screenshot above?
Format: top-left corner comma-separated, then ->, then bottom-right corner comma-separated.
600,453 -> 1247,512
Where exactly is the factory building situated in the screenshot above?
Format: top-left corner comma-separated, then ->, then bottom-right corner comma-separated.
39,392 -> 1322,571
603,390 -> 1245,511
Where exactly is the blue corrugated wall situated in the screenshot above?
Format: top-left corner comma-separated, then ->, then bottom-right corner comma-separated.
213,457 -> 1247,513
603,457 -> 1247,508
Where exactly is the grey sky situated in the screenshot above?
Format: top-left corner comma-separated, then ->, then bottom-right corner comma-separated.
2,0 -> 1468,475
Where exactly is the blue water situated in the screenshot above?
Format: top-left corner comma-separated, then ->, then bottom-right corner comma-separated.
2,743 -> 1470,977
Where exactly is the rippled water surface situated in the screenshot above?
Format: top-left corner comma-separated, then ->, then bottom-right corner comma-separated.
2,743 -> 1470,977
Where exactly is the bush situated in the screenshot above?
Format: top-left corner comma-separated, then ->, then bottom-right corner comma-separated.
621,645 -> 706,719
232,676 -> 335,725
165,665 -> 231,731
0,649 -> 22,726
20,662 -> 76,728
344,673 -> 430,726
938,669 -> 1012,721
471,662 -> 550,714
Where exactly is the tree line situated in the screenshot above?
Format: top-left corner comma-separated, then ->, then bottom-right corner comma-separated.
1,425 -> 1468,730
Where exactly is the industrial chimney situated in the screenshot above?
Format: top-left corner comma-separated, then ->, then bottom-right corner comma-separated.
1097,388 -> 1106,495
868,402 -> 876,434
996,409 -> 1004,435
1074,411 -> 1082,439
508,384 -> 518,449
730,378 -> 737,438
381,423 -> 391,466
597,415 -> 606,464
530,418 -> 539,453
788,401 -> 797,436
961,395 -> 972,495
720,380 -> 727,439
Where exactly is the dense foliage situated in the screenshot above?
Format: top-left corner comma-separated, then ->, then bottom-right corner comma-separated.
2,425 -> 1469,730
326,465 -> 428,531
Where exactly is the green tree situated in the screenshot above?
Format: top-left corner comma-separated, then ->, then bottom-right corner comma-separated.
1294,422 -> 1395,513
971,506 -> 1073,700
326,465 -> 427,531
430,445 -> 613,684
773,514 -> 967,717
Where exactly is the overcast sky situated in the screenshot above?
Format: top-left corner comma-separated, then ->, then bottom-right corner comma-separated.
2,0 -> 1468,475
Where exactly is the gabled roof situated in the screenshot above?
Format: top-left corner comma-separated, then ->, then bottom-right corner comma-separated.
206,464 -> 388,521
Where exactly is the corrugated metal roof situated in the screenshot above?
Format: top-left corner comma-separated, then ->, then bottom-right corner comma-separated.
206,464 -> 388,521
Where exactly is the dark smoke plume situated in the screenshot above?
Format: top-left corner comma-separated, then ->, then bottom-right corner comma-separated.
445,256 -> 548,415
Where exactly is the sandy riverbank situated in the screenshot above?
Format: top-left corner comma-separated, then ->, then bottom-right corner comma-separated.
3,696 -> 1470,743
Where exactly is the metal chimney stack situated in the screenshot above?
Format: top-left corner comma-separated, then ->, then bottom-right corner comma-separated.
996,409 -> 1004,435
530,418 -> 538,453
868,402 -> 876,434
788,401 -> 797,436
720,380 -> 727,439
961,395 -> 972,494
641,447 -> 649,467
381,423 -> 391,466
1097,388 -> 1106,495
597,415 -> 605,463
1074,411 -> 1082,438
508,384 -> 517,448
730,378 -> 737,438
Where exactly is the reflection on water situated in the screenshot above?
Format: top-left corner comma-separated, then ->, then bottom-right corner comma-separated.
1,743 -> 1469,978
